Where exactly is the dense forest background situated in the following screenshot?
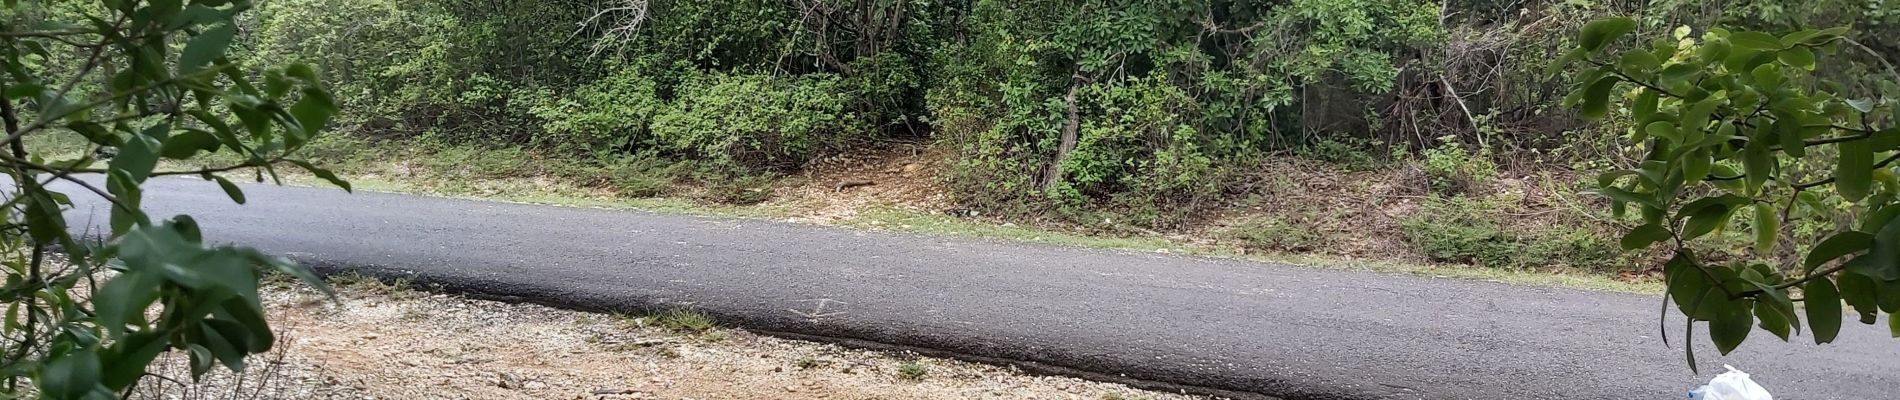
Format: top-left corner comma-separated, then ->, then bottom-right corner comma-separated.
230,0 -> 1898,272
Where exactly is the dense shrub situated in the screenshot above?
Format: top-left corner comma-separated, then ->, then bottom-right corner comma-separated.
649,73 -> 860,172
524,66 -> 664,153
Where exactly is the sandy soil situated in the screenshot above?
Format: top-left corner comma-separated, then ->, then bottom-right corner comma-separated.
130,279 -> 1210,400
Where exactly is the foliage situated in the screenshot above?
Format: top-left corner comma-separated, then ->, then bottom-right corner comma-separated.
1558,18 -> 1899,369
1228,208 -> 1331,252
1421,137 -> 1499,194
1401,196 -> 1621,270
895,362 -> 928,381
0,0 -> 347,397
522,65 -> 662,153
649,73 -> 858,172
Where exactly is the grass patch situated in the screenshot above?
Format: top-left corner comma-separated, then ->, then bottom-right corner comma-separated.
262,140 -> 1658,295
895,361 -> 928,381
650,308 -> 718,334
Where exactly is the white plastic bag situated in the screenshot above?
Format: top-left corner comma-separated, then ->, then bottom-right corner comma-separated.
1688,365 -> 1773,400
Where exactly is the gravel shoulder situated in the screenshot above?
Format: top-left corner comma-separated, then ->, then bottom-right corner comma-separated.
134,277 -> 1209,400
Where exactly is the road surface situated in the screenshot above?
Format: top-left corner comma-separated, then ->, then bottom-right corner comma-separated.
55,177 -> 1900,399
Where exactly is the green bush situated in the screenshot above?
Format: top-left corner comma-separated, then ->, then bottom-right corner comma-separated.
525,65 -> 664,153
1401,196 -> 1620,270
1400,196 -> 1513,265
649,73 -> 859,172
1421,137 -> 1498,194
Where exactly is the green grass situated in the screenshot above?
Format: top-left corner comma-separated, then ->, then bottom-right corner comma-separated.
283,169 -> 1661,295
241,140 -> 1661,295
895,361 -> 928,381
650,308 -> 718,334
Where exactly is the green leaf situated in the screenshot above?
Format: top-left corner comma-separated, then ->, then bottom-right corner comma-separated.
1806,278 -> 1842,344
1632,89 -> 1659,122
286,159 -> 352,192
199,319 -> 249,372
1618,51 -> 1661,75
92,271 -> 159,338
1750,63 -> 1781,88
1645,121 -> 1681,143
1754,204 -> 1780,253
1846,98 -> 1876,113
100,332 -> 167,390
1596,187 -> 1662,209
111,134 -> 159,182
219,297 -> 275,352
1696,39 -> 1731,64
1578,17 -> 1638,52
1683,149 -> 1712,184
213,176 -> 246,204
1680,202 -> 1733,240
38,351 -> 103,399
187,344 -> 215,377
1751,281 -> 1800,336
1728,31 -> 1787,50
1659,64 -> 1699,87
159,129 -> 219,159
1891,311 -> 1900,338
288,88 -> 336,141
1882,279 -> 1900,313
1776,119 -> 1806,157
1838,271 -> 1881,323
1777,46 -> 1815,70
1754,297 -> 1790,341
178,23 -> 236,73
1709,299 -> 1754,355
1805,231 -> 1875,270
1859,215 -> 1900,281
1622,223 -> 1673,250
1669,255 -> 1736,321
1838,137 -> 1873,201
1742,140 -> 1772,195
1579,76 -> 1620,119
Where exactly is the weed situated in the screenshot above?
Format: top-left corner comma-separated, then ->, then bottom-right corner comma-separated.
651,308 -> 717,333
1400,196 -> 1511,266
1226,207 -> 1331,252
1421,137 -> 1497,194
895,362 -> 928,381
326,272 -> 414,295
700,330 -> 730,343
1402,196 -> 1624,271
795,357 -> 824,370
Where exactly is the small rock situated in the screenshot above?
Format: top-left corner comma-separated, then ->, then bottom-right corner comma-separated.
523,381 -> 547,390
901,163 -> 923,173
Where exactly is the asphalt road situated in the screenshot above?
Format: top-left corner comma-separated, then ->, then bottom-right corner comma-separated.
54,177 -> 1900,399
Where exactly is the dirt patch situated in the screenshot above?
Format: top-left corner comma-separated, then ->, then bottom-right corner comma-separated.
134,281 -> 1209,400
771,142 -> 953,224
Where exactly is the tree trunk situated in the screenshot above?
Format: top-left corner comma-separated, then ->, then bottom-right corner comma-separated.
1039,73 -> 1084,191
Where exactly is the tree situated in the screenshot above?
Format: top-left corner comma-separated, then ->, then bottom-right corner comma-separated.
1557,17 -> 1899,371
0,1 -> 347,397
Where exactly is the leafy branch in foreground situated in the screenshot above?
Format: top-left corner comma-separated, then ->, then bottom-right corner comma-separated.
1,1 -> 350,398
1556,17 -> 1899,371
